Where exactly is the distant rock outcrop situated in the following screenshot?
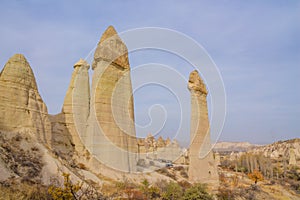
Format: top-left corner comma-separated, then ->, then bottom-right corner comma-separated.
242,138 -> 300,165
137,134 -> 183,162
187,70 -> 218,182
213,141 -> 258,153
0,54 -> 51,146
289,149 -> 297,165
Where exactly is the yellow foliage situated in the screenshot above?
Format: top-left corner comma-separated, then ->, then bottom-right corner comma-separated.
248,170 -> 264,184
48,173 -> 82,200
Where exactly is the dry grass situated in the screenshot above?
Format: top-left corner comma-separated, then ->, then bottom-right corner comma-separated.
0,179 -> 49,200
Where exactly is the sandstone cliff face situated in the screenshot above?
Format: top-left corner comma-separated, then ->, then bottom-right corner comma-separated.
187,70 -> 218,182
86,26 -> 137,172
0,54 -> 51,146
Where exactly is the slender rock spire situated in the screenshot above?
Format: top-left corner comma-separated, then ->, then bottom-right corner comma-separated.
60,58 -> 90,155
188,70 -> 218,182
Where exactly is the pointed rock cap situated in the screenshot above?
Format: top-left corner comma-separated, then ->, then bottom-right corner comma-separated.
92,25 -> 129,70
188,70 -> 207,94
8,53 -> 27,63
0,54 -> 37,90
99,25 -> 118,43
165,137 -> 171,146
4,54 -> 30,69
74,58 -> 90,69
172,139 -> 179,147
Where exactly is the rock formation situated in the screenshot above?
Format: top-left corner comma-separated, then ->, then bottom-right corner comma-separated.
187,70 -> 218,182
157,136 -> 166,148
156,139 -> 182,161
86,26 -> 137,172
136,134 -> 183,163
239,138 -> 300,161
0,28 -> 224,188
45,26 -> 138,173
62,59 -> 90,153
289,149 -> 296,165
49,59 -> 91,158
165,137 -> 171,146
0,54 -> 51,146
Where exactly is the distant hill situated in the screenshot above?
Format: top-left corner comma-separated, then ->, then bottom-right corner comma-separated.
213,141 -> 259,153
248,138 -> 300,160
214,139 -> 300,157
221,138 -> 300,166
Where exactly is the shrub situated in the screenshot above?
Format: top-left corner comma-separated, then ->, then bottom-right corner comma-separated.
48,173 -> 82,200
0,180 -> 50,200
178,180 -> 191,189
161,181 -> 182,200
48,173 -> 105,200
139,179 -> 160,199
156,168 -> 176,180
115,177 -> 139,199
217,186 -> 235,200
182,183 -> 213,200
248,170 -> 264,184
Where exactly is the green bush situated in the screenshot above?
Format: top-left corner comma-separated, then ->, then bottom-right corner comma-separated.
140,179 -> 160,199
182,183 -> 213,200
162,181 -> 183,200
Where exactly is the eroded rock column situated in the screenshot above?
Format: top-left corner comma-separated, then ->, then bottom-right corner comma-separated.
87,26 -> 137,172
188,70 -> 218,182
61,59 -> 90,153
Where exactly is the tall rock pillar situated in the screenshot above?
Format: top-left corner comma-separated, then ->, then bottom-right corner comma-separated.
87,26 -> 137,172
61,59 -> 90,154
188,70 -> 218,182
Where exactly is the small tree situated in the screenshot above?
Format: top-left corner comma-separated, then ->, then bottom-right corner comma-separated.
48,173 -> 104,200
248,170 -> 264,184
48,173 -> 82,200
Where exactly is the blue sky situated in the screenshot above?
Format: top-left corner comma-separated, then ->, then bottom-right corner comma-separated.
0,1 -> 299,145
